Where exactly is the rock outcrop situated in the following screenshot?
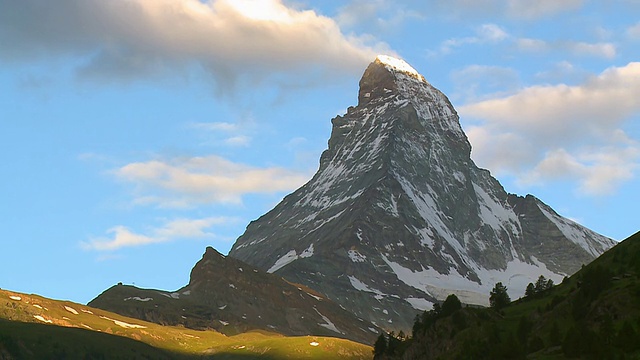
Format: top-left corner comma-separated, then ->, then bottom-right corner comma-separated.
90,247 -> 380,344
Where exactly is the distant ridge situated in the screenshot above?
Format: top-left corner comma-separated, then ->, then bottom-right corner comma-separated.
89,246 -> 380,344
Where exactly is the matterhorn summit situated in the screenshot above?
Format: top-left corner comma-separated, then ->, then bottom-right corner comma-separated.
229,55 -> 615,330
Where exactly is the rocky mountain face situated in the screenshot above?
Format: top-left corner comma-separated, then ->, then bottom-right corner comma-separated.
89,247 -> 380,344
229,55 -> 616,331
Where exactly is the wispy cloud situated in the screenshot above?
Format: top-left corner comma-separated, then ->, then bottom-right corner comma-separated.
523,146 -> 639,195
628,22 -> 640,40
432,0 -> 585,20
451,65 -> 520,102
335,0 -> 424,32
190,122 -> 240,132
82,217 -> 230,251
189,120 -> 254,147
223,136 -> 252,147
505,0 -> 585,19
460,62 -> 640,195
432,24 -> 509,56
0,0 -> 387,92
114,155 -> 311,208
517,38 -> 617,59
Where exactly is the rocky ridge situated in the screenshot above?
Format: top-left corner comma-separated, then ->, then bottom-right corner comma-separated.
90,247 -> 380,344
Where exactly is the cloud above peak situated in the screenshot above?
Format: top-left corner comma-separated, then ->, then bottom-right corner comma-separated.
0,0 -> 386,91
461,62 -> 640,195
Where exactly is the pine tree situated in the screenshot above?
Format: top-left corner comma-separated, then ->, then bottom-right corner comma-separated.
546,278 -> 554,290
386,331 -> 401,355
441,294 -> 462,316
534,275 -> 548,293
490,282 -> 511,310
373,333 -> 387,357
525,283 -> 535,298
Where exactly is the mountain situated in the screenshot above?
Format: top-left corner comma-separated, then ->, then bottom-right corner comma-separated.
89,246 -> 380,345
0,288 -> 372,359
376,230 -> 640,359
228,55 -> 616,331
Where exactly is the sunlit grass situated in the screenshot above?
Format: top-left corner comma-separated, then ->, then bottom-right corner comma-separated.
0,289 -> 371,359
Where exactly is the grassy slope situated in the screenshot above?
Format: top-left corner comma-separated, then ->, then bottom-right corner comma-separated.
391,231 -> 640,360
0,290 -> 372,359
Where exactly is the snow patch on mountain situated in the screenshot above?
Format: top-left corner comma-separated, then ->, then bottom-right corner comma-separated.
348,250 -> 367,262
382,254 -> 562,305
376,55 -> 421,78
314,307 -> 341,334
405,297 -> 433,311
348,275 -> 386,298
64,306 -> 79,315
99,315 -> 146,329
474,184 -> 521,234
34,315 -> 52,323
267,244 -> 314,273
124,297 -> 153,302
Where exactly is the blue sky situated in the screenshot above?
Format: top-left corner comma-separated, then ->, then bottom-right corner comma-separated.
1,0 -> 639,304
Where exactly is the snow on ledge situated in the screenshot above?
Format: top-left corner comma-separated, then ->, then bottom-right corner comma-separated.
405,297 -> 433,311
64,306 -> 79,315
376,55 -> 422,79
381,254 -> 563,306
124,296 -> 153,302
314,307 -> 341,334
99,315 -> 146,329
34,315 -> 52,323
267,244 -> 314,273
348,250 -> 366,263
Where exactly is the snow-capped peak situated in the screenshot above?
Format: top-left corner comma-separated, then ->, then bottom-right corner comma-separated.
376,55 -> 423,80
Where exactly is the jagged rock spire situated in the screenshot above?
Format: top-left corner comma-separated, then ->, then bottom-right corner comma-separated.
229,56 -> 615,331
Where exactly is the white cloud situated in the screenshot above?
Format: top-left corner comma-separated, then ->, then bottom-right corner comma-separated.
460,62 -> 640,195
82,217 -> 228,251
115,155 -> 311,207
0,0 -> 386,91
522,147 -> 640,196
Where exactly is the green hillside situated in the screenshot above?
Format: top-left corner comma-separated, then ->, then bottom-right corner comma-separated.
0,290 -> 372,359
375,231 -> 640,359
